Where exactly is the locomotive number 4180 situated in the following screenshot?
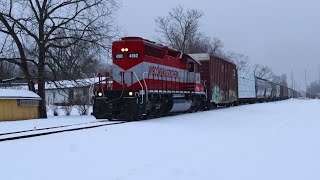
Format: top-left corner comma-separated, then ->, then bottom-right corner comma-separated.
128,53 -> 139,59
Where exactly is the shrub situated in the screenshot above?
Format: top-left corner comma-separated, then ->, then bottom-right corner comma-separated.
50,105 -> 60,116
61,106 -> 72,116
76,105 -> 90,115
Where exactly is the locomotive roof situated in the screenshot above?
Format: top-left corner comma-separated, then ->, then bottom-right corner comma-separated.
119,37 -> 201,64
120,37 -> 161,47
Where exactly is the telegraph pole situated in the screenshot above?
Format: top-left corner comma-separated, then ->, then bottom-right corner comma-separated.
319,65 -> 320,84
291,70 -> 294,89
305,69 -> 307,91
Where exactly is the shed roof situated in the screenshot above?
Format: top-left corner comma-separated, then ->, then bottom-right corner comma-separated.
0,89 -> 41,100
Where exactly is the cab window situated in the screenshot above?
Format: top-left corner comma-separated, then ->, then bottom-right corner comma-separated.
188,62 -> 194,72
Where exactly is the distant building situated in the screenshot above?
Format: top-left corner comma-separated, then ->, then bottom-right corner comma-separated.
0,78 -> 100,106
40,78 -> 97,106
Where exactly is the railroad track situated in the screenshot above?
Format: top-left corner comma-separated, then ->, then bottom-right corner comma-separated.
0,119 -> 112,137
0,120 -> 127,142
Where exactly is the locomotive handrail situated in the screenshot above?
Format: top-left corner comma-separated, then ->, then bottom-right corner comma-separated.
89,73 -> 98,105
203,80 -> 208,101
143,72 -> 149,102
132,72 -> 144,104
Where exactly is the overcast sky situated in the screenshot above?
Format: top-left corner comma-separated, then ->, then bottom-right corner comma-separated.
117,0 -> 320,91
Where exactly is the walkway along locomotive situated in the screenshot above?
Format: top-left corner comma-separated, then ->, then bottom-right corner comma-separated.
92,37 -> 299,120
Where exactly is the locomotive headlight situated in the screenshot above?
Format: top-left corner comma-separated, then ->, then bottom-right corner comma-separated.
128,91 -> 133,96
121,48 -> 129,52
98,92 -> 103,97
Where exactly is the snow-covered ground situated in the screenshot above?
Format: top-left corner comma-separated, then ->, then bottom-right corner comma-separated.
1,99 -> 320,180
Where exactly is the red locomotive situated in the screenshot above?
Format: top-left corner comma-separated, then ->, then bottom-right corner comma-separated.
93,37 -> 207,120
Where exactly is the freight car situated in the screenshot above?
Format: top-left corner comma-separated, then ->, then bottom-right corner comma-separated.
92,37 -> 300,120
189,53 -> 238,107
237,69 -> 256,104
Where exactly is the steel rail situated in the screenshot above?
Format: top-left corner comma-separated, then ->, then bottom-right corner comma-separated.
0,121 -> 127,142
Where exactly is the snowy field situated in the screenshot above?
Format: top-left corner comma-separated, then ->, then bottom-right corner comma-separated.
1,99 -> 320,180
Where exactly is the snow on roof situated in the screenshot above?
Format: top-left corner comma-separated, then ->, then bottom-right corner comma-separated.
0,89 -> 41,100
189,53 -> 210,62
35,77 -> 101,90
1,77 -> 105,91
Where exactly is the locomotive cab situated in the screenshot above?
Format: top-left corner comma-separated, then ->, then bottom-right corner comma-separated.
184,54 -> 203,92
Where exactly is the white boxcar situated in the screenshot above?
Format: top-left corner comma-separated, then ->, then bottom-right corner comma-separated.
238,69 -> 256,100
265,81 -> 272,98
256,78 -> 266,99
276,85 -> 281,98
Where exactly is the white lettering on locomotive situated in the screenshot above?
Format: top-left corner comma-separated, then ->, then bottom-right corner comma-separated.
148,66 -> 179,79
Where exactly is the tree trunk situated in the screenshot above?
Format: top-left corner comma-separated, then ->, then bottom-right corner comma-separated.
37,75 -> 47,118
38,44 -> 47,118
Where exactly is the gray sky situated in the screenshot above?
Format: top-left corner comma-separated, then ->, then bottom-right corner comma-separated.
117,0 -> 320,91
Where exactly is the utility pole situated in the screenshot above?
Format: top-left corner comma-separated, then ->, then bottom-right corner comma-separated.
319,65 -> 320,84
305,69 -> 307,91
291,70 -> 294,89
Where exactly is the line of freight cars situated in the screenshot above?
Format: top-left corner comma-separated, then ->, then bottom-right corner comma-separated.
238,70 -> 300,104
189,53 -> 301,107
92,37 -> 300,120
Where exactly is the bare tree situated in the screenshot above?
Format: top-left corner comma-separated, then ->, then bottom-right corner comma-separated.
215,51 -> 249,71
224,52 -> 249,71
46,38 -> 105,81
307,81 -> 320,97
280,74 -> 288,86
0,0 -> 119,118
207,38 -> 224,55
189,35 -> 224,55
0,61 -> 19,80
155,5 -> 203,53
272,75 -> 281,84
253,64 -> 273,80
272,74 -> 287,86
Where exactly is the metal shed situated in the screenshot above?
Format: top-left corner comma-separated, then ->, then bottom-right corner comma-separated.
0,89 -> 41,121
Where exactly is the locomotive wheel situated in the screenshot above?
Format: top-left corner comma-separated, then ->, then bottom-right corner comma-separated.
128,114 -> 138,121
188,106 -> 195,113
146,110 -> 153,119
159,106 -> 165,117
212,103 -> 217,109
